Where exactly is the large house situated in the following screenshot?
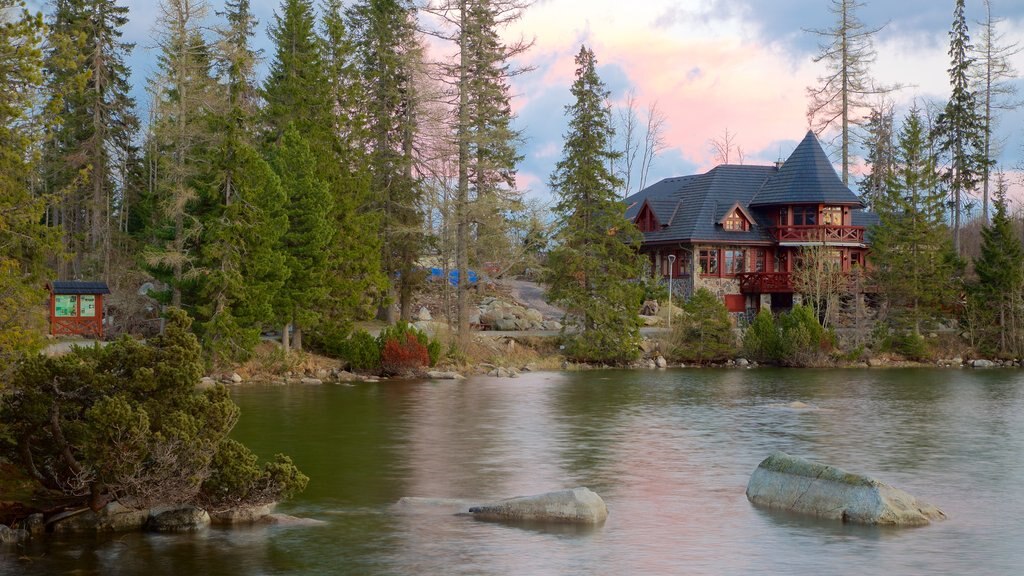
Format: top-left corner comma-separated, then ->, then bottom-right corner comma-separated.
624,130 -> 878,315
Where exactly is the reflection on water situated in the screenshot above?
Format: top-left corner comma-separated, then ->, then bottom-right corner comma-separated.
4,368 -> 1024,575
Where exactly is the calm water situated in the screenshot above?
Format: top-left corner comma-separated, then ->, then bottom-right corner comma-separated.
4,368 -> 1024,575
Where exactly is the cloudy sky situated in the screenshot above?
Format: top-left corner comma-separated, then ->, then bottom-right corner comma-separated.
28,0 -> 1024,205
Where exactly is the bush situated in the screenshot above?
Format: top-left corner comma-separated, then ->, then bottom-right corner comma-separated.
0,308 -> 307,510
376,322 -> 441,373
741,305 -> 833,366
742,309 -> 783,363
778,304 -> 833,366
381,332 -> 430,375
671,288 -> 736,364
345,329 -> 381,372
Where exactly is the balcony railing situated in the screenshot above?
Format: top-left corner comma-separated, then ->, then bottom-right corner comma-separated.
769,225 -> 865,243
736,272 -> 794,294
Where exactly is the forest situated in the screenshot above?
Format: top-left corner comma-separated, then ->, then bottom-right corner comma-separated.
2,0 -> 1024,374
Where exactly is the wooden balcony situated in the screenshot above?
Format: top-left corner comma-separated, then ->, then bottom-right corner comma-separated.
736,272 -> 794,294
769,225 -> 865,244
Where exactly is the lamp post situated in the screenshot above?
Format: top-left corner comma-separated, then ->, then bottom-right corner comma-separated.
667,254 -> 676,330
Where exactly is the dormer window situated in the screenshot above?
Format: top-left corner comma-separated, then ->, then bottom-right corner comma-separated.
722,209 -> 749,231
635,202 -> 660,232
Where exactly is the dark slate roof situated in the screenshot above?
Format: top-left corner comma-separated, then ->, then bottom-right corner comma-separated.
625,164 -> 778,244
49,281 -> 110,295
749,131 -> 865,208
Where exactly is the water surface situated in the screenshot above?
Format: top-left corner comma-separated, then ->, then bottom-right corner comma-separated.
4,368 -> 1023,575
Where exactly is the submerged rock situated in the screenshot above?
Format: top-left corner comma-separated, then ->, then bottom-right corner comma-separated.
426,371 -> 465,380
746,452 -> 945,526
261,513 -> 327,527
468,487 -> 608,525
209,503 -> 276,526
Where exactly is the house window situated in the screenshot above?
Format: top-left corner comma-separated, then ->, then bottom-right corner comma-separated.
822,206 -> 843,226
724,249 -> 746,274
723,211 -> 747,231
754,249 -> 766,272
851,252 -> 862,268
778,207 -> 789,226
661,252 -> 689,277
793,206 -> 817,226
699,249 -> 719,275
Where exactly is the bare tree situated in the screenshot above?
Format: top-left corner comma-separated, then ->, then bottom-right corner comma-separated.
709,128 -> 743,165
616,88 -> 641,198
806,0 -> 895,185
970,0 -> 1022,223
637,100 -> 667,191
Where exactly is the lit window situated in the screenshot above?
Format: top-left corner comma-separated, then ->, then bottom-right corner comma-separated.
723,210 -> 747,231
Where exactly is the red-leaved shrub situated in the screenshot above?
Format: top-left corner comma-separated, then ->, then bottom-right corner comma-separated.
380,333 -> 429,375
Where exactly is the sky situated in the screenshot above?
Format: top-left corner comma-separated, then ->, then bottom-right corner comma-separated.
26,0 -> 1024,208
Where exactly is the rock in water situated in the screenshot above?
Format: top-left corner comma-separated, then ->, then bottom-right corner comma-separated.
468,487 -> 608,524
146,506 -> 210,532
745,452 -> 945,526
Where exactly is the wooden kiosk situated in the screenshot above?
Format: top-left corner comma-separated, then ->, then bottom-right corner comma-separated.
47,281 -> 110,338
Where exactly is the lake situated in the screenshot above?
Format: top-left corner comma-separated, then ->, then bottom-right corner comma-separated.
4,367 -> 1023,575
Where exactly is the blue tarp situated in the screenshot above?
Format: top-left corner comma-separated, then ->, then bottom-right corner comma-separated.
429,267 -> 478,286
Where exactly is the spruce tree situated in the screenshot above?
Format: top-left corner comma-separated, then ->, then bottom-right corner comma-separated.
0,0 -> 58,377
270,126 -> 334,352
972,177 -> 1024,356
195,0 -> 289,363
546,46 -> 644,364
42,0 -> 140,279
263,0 -> 326,141
347,0 -> 424,322
871,107 -> 960,334
858,101 -> 895,211
933,0 -> 988,255
318,0 -> 387,339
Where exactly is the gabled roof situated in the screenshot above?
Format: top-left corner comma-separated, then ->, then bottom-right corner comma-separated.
48,281 -> 111,295
749,131 -> 865,208
626,164 -> 778,244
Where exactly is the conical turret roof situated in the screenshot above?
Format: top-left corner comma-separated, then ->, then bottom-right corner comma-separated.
749,131 -> 865,208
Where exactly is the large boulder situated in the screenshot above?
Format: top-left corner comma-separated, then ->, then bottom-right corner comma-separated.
146,506 -> 210,532
468,487 -> 608,525
745,452 -> 945,526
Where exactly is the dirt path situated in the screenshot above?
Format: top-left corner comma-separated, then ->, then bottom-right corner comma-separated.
501,279 -> 565,320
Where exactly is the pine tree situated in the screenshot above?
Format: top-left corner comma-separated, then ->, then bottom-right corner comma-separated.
806,0 -> 891,184
42,0 -> 140,279
972,175 -> 1024,356
546,46 -> 644,364
347,0 -> 424,322
933,0 -> 988,255
871,107 -> 960,334
0,0 -> 58,376
270,126 -> 334,352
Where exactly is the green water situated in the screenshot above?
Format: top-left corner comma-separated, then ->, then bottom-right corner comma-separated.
4,367 -> 1024,575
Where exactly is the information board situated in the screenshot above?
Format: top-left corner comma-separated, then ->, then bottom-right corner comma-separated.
55,295 -> 78,317
80,295 -> 96,317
